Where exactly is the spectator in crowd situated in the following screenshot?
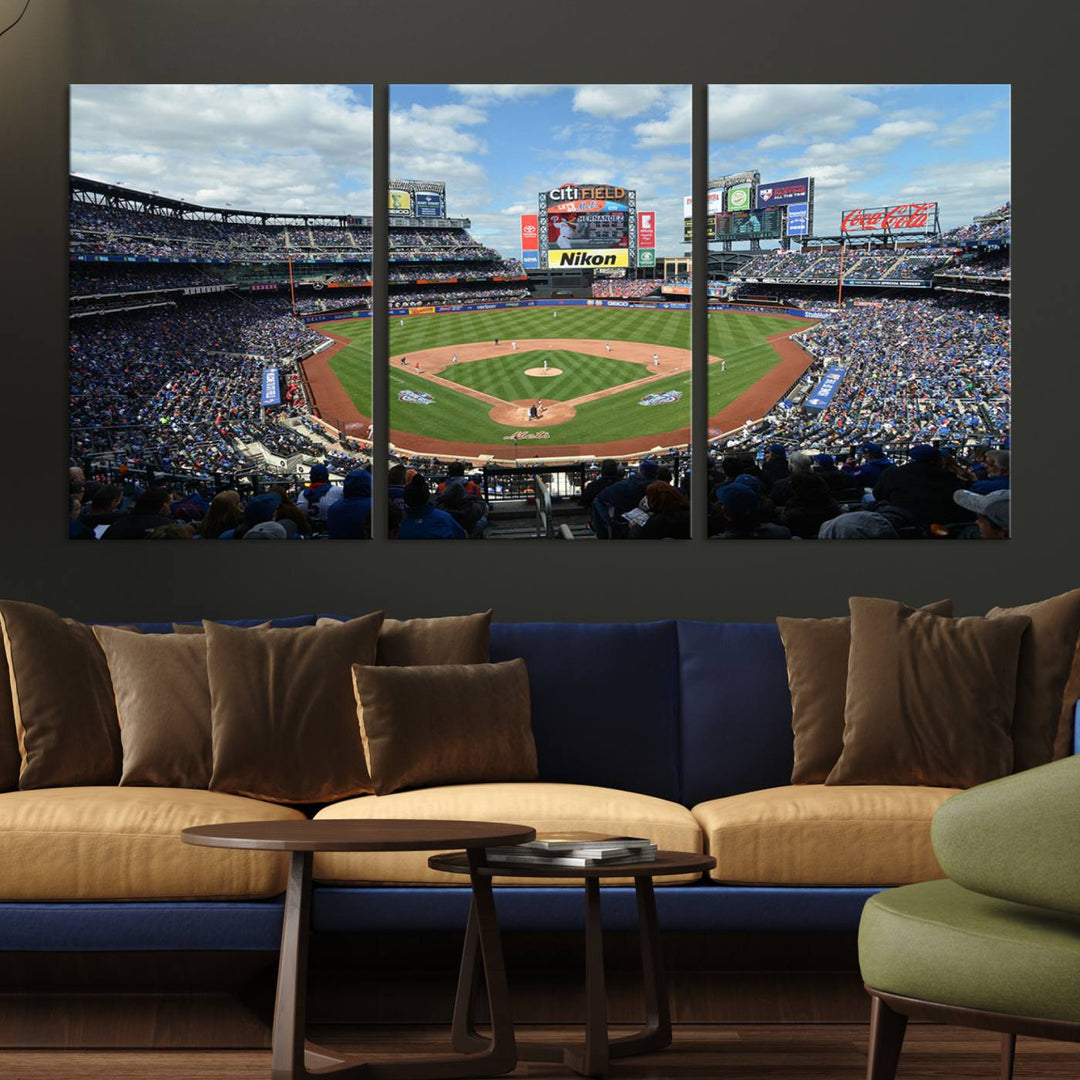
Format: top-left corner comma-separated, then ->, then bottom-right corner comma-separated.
270,488 -> 313,538
761,444 -> 790,488
243,521 -> 288,540
812,454 -> 852,497
81,484 -> 124,532
634,482 -> 690,540
101,487 -> 174,539
971,449 -> 1010,493
872,445 -> 974,531
297,463 -> 343,525
592,459 -> 659,539
954,489 -> 1010,539
222,492 -> 282,540
780,472 -> 842,539
580,459 -> 624,510
388,464 -> 409,512
769,450 -> 813,507
326,469 -> 373,539
149,523 -> 195,540
69,494 -> 94,539
396,475 -> 467,540
709,483 -> 791,539
434,463 -> 487,538
818,511 -> 901,539
845,443 -> 894,488
200,490 -> 243,539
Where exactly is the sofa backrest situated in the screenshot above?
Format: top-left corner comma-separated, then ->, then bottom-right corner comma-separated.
677,621 -> 795,807
490,620 -> 680,802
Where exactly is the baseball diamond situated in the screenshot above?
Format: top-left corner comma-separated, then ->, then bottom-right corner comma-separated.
303,306 -> 816,461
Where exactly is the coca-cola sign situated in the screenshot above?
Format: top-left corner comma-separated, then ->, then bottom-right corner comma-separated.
841,202 -> 937,233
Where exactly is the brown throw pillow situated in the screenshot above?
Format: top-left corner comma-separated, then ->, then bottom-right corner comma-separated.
0,601 -> 121,788
987,590 -> 1080,772
93,626 -> 213,788
1057,639 -> 1080,760
207,613 -> 384,803
827,598 -> 1030,788
778,599 -> 954,784
352,659 -> 536,796
172,621 -> 272,634
0,648 -> 19,793
317,611 -> 492,666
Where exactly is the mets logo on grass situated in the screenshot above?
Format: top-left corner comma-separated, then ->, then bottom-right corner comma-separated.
503,430 -> 551,440
398,390 -> 435,405
640,391 -> 683,407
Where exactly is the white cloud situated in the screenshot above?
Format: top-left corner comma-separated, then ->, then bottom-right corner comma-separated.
572,84 -> 670,120
634,94 -> 692,148
70,84 -> 373,213
932,99 -> 1010,146
450,84 -> 561,104
708,85 -> 882,146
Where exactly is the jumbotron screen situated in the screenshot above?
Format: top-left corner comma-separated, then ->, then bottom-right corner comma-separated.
715,208 -> 783,239
547,210 -> 629,251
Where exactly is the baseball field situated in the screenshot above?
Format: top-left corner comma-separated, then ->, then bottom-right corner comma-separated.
303,305 -> 816,459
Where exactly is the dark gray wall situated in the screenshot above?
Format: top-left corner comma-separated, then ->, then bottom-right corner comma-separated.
0,0 -> 1072,623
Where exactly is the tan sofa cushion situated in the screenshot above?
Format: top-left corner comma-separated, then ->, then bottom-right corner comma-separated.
313,782 -> 702,886
693,784 -> 959,886
0,787 -> 305,900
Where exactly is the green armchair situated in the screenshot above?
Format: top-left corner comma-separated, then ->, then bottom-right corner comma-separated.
858,755 -> 1080,1080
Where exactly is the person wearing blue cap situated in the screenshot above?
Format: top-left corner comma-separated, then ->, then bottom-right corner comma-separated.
761,444 -> 790,488
871,445 -> 973,531
220,490 -> 283,540
396,475 -> 466,540
844,443 -> 894,488
326,469 -> 373,540
296,462 -> 343,528
592,457 -> 660,539
709,482 -> 791,540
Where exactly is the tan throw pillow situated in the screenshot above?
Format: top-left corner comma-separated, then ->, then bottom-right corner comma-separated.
317,611 -> 492,666
0,601 -> 121,788
1057,640 -> 1080,760
827,598 -> 1030,788
987,590 -> 1080,772
93,626 -> 213,788
207,614 -> 384,803
173,622 -> 271,634
778,599 -> 954,784
352,659 -> 536,796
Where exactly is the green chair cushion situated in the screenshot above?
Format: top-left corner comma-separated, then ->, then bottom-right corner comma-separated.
932,756 -> 1080,916
859,879 -> 1080,1023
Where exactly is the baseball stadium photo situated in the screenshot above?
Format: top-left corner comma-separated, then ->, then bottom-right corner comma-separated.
698,84 -> 1010,540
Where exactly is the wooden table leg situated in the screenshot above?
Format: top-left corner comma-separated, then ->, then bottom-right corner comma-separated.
1001,1032 -> 1017,1080
449,898 -> 487,1054
609,876 -> 671,1058
563,877 -> 609,1077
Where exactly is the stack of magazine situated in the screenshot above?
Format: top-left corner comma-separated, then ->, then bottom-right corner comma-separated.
484,832 -> 657,868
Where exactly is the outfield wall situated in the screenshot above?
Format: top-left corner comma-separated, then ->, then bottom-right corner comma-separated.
301,297 -> 831,327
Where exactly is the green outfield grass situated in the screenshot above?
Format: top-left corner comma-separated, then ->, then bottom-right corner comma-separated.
319,306 -> 815,447
440,350 -> 650,401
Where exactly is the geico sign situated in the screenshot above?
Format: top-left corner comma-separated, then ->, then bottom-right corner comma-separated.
548,249 -> 629,268
547,183 -> 627,202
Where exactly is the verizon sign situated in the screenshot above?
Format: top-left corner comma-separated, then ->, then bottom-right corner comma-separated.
841,202 -> 937,233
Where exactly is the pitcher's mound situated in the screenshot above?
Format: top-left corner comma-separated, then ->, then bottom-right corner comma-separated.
489,399 -> 577,426
524,367 -> 562,377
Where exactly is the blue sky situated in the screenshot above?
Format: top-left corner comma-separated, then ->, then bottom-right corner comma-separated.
69,83 -> 1008,256
390,85 -> 691,258
708,84 -> 1010,240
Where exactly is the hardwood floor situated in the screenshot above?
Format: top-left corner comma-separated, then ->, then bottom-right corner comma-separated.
2,1024 -> 1080,1079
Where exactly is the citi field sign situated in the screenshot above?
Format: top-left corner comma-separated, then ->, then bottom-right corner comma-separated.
547,182 -> 628,203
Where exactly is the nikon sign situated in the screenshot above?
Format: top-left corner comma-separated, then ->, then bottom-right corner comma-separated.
547,248 -> 629,268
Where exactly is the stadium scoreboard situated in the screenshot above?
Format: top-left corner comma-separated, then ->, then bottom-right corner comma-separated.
536,182 -> 654,270
715,208 -> 783,239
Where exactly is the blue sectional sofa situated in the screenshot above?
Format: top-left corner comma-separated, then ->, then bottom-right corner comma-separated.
10,615 -> 1062,956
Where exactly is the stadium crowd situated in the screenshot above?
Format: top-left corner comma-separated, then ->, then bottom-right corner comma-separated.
590,279 -> 661,299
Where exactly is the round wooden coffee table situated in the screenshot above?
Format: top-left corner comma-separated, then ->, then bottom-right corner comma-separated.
429,849 -> 716,1078
183,819 -> 535,1080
